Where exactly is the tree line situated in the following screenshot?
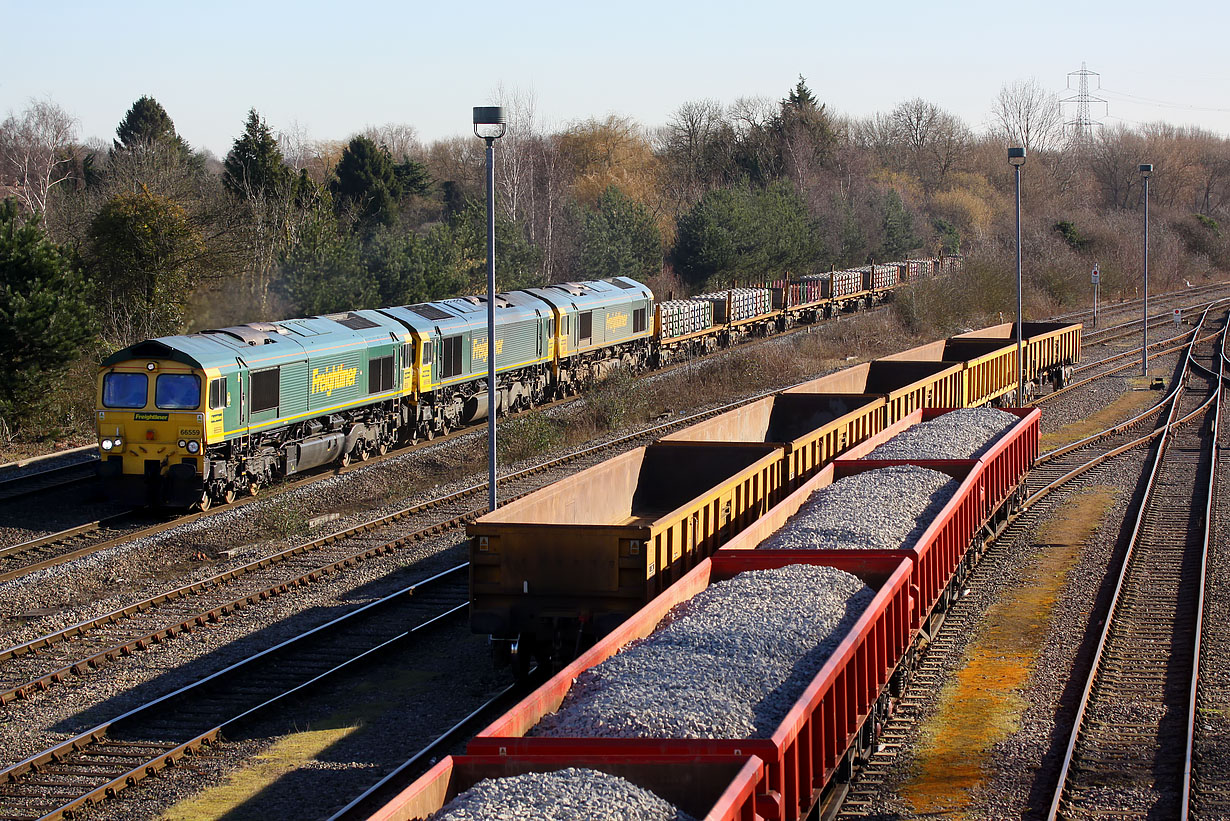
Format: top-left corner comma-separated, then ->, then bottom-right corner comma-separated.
3,77 -> 1230,442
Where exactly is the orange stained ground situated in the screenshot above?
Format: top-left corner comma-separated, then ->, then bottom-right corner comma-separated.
1038,384 -> 1160,451
900,486 -> 1117,817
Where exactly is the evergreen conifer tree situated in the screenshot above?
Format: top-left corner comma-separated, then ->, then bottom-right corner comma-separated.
223,109 -> 292,200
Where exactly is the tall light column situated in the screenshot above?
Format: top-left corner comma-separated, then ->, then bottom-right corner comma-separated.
474,106 -> 507,512
1140,163 -> 1152,377
1009,147 -> 1026,406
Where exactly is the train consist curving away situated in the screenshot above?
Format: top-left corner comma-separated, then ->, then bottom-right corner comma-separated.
95,257 -> 957,509
368,321 -> 1076,821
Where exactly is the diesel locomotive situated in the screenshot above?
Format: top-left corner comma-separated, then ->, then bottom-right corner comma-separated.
96,258 -> 957,509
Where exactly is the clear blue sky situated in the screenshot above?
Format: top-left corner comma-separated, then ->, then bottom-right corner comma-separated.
3,0 -> 1227,156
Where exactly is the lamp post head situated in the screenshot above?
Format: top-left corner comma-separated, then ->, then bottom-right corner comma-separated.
1139,163 -> 1153,179
473,106 -> 507,141
1008,147 -> 1026,167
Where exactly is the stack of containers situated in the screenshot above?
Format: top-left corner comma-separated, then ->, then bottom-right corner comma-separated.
800,273 -> 832,300
658,299 -> 713,339
694,293 -> 728,325
793,278 -> 825,306
864,264 -> 897,291
728,287 -> 772,322
831,270 -> 863,298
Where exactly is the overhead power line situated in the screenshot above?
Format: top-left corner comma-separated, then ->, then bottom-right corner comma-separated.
1060,62 -> 1107,141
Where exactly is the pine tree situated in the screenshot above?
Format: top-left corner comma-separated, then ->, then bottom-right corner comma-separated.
113,96 -> 185,153
785,75 -> 818,110
332,136 -> 400,229
581,186 -> 662,281
0,199 -> 96,427
223,109 -> 292,200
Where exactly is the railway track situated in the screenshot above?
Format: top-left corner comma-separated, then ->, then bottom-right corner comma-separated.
1192,343 -> 1230,818
0,564 -> 470,821
1046,312 -> 1225,818
0,459 -> 97,505
839,305 -> 1226,820
0,385 -> 799,707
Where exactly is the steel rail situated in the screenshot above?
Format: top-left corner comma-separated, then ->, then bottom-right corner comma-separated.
0,374 -> 818,701
1182,318 -> 1226,818
1046,306 -> 1224,819
0,565 -> 470,821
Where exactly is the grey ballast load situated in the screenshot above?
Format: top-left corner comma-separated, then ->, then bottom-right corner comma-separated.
758,465 -> 959,552
428,767 -> 696,821
867,407 -> 1019,460
533,564 -> 874,740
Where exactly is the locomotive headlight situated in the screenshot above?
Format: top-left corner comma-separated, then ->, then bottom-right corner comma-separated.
187,441 -> 200,454
101,438 -> 114,451
113,437 -> 123,449
177,439 -> 187,449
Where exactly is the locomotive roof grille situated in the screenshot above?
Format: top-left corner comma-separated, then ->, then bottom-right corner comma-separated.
327,312 -> 381,330
408,304 -> 453,321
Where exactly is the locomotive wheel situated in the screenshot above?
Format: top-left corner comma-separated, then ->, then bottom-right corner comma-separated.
359,444 -> 371,462
340,450 -> 352,467
425,426 -> 435,441
223,488 -> 237,505
377,440 -> 388,456
197,493 -> 212,512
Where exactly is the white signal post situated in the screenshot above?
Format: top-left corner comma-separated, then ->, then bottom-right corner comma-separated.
1092,263 -> 1100,329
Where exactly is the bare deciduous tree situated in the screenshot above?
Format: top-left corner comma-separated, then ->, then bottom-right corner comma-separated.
0,98 -> 80,216
992,79 -> 1063,154
360,122 -> 422,162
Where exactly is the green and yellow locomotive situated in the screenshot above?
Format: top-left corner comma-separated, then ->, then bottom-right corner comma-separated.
96,277 -> 655,508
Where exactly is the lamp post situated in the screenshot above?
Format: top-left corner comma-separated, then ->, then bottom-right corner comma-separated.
1009,147 -> 1026,406
1140,163 -> 1152,377
474,105 -> 507,512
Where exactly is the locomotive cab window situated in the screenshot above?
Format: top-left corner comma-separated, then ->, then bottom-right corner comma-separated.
208,378 -> 228,409
421,341 -> 432,364
155,374 -> 201,410
441,336 -> 463,379
633,307 -> 646,333
250,368 -> 280,413
102,372 -> 148,409
578,311 -> 593,345
368,355 -> 394,393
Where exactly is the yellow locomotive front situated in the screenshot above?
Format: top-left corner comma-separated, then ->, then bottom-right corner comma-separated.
96,357 -> 208,507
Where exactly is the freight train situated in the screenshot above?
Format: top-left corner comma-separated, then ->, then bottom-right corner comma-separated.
96,257 -> 960,509
371,404 -> 1044,821
468,320 -> 1079,670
